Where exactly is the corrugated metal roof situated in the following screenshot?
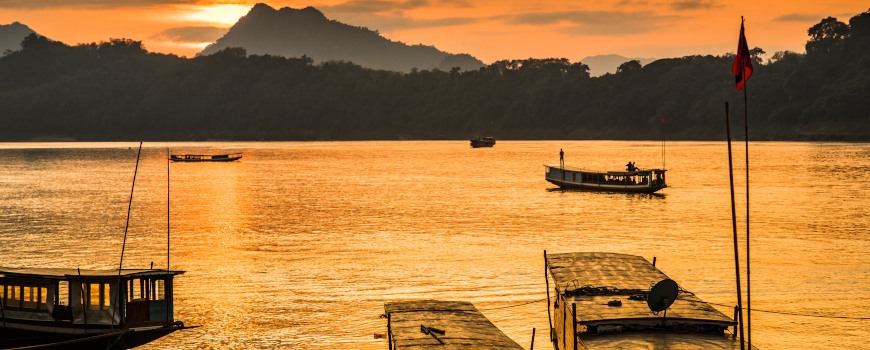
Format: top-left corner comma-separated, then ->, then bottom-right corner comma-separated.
547,252 -> 735,327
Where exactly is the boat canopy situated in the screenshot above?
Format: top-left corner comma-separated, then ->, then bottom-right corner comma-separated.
0,267 -> 184,280
544,164 -> 665,175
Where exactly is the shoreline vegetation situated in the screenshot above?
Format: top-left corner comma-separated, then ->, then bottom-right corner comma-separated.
1,10 -> 869,142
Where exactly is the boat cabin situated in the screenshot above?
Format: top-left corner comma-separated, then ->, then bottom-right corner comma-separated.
0,267 -> 184,334
544,164 -> 667,193
545,252 -> 753,350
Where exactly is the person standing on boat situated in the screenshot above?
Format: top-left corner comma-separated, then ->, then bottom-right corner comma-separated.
560,149 -> 564,169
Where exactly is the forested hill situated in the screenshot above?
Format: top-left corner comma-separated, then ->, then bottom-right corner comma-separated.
1,11 -> 869,142
0,22 -> 35,54
198,3 -> 485,73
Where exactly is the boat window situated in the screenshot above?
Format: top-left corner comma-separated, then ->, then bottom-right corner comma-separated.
155,279 -> 165,300
59,281 -> 68,306
6,285 -> 21,308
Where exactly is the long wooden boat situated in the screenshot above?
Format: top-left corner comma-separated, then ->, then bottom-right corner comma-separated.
0,267 -> 191,349
470,136 -> 495,148
170,153 -> 241,162
544,164 -> 666,193
383,300 -> 525,349
545,252 -> 755,350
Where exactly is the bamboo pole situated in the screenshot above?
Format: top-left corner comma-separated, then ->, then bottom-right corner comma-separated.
725,102 -> 746,350
112,141 -> 142,331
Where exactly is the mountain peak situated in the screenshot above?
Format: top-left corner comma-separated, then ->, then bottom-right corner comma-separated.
198,4 -> 485,72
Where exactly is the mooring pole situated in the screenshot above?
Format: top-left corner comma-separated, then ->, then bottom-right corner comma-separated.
530,327 -> 536,350
744,79 -> 751,350
545,251 -> 554,343
725,102 -> 746,350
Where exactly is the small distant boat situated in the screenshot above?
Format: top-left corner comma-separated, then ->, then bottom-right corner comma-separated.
169,153 -> 242,162
470,136 -> 495,148
544,162 -> 666,193
398,136 -> 422,141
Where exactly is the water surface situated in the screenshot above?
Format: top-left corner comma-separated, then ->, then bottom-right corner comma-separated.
0,141 -> 867,349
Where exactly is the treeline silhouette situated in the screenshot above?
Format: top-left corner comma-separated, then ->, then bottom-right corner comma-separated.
1,10 -> 869,141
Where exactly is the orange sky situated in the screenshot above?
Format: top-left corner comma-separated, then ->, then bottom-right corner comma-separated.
1,1 -> 868,62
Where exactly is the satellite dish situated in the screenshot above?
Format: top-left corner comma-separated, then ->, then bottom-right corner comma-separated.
647,279 -> 679,313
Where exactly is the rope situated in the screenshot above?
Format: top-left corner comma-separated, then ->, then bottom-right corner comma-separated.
681,298 -> 870,320
479,297 -> 551,311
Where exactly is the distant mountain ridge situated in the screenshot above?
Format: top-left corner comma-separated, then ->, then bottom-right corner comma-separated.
198,3 -> 485,72
0,22 -> 35,54
580,54 -> 656,76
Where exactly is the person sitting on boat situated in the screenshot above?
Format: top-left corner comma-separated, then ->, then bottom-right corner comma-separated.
626,161 -> 635,172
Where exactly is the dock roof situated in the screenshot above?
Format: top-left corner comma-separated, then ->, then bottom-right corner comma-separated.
0,267 -> 185,280
384,300 -> 525,350
547,252 -> 735,327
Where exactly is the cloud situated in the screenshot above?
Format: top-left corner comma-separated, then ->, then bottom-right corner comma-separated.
615,0 -> 649,6
320,0 -> 477,32
0,0 -> 200,9
506,10 -> 680,36
773,13 -> 825,22
323,0 -> 428,15
671,0 -> 721,11
151,26 -> 228,43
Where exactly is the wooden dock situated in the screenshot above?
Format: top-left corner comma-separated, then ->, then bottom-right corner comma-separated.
546,252 -> 755,350
383,300 -> 525,350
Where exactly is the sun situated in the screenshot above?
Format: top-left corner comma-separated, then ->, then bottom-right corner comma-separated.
184,4 -> 251,26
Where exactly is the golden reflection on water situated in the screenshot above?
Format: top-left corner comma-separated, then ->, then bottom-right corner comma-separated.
0,141 -> 868,350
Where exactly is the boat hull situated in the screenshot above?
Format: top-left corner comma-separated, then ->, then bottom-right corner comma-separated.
546,178 -> 667,193
170,156 -> 241,162
470,140 -> 495,148
0,325 -> 179,350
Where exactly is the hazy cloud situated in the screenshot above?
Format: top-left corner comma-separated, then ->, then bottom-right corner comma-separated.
507,10 -> 679,36
0,0 -> 200,9
151,26 -> 228,43
323,0 -> 428,14
671,0 -> 721,11
615,0 -> 649,6
325,12 -> 477,32
321,0 -> 478,32
773,13 -> 824,22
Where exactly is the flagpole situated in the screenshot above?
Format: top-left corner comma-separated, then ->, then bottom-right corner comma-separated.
741,16 -> 751,348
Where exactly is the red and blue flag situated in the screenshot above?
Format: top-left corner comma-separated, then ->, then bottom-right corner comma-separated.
732,21 -> 753,90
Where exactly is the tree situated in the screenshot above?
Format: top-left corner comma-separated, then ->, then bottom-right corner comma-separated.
806,17 -> 849,53
616,60 -> 641,73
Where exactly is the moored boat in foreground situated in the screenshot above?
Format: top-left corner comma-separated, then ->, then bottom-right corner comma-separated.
545,252 -> 754,350
470,137 -> 496,148
0,267 -> 190,349
170,153 -> 241,162
544,163 -> 666,193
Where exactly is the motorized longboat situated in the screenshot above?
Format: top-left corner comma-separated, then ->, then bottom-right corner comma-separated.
169,153 -> 242,162
470,136 -> 496,148
544,163 -> 666,193
546,252 -> 755,350
383,300 -> 525,349
0,267 -> 189,349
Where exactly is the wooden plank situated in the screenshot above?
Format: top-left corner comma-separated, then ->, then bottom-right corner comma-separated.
385,300 -> 524,350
